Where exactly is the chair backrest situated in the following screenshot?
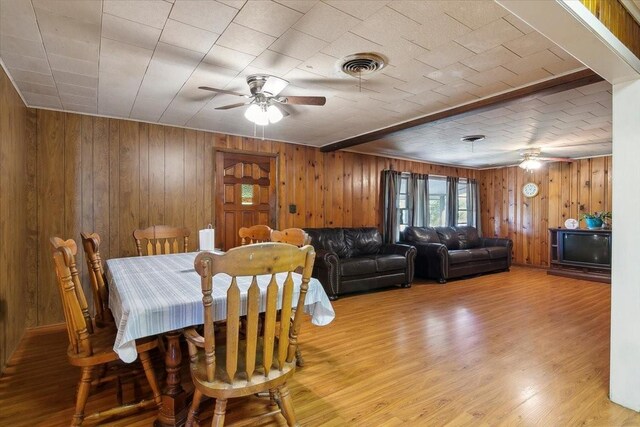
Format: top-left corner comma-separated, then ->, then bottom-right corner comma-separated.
271,228 -> 311,247
193,243 -> 316,384
238,224 -> 272,246
133,225 -> 190,256
50,237 -> 94,356
80,232 -> 114,327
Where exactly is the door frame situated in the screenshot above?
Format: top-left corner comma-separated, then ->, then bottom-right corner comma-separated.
213,148 -> 280,239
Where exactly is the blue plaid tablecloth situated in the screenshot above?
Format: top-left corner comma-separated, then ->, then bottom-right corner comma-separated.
106,252 -> 335,362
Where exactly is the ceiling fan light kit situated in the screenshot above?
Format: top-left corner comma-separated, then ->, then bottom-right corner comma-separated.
519,158 -> 543,171
244,103 -> 283,126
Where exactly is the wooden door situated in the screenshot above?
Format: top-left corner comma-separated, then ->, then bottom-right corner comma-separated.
215,151 -> 277,250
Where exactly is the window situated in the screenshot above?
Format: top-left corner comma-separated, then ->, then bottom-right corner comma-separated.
398,174 -> 410,232
457,179 -> 468,226
241,184 -> 254,205
428,177 -> 447,227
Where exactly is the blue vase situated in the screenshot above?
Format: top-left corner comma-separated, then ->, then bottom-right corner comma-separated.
585,218 -> 603,229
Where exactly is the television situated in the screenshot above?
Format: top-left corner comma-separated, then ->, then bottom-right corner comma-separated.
559,231 -> 611,267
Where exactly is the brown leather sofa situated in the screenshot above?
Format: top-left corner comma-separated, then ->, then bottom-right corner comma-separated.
304,227 -> 416,300
400,226 -> 512,283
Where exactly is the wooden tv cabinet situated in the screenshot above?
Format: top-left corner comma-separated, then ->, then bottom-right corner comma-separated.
548,228 -> 611,283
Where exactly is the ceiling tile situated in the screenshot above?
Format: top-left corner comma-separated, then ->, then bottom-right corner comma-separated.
460,45 -> 520,73
34,8 -> 101,42
22,91 -> 63,108
102,13 -> 161,50
503,14 -> 535,35
269,29 -> 327,61
466,81 -> 512,98
324,1 -> 388,20
416,41 -> 475,70
320,31 -> 382,60
0,0 -> 42,41
53,69 -> 98,89
216,23 -> 276,56
169,0 -> 238,32
8,67 -> 54,86
543,57 -> 584,75
503,31 -> 553,57
160,19 -> 220,53
234,1 -> 302,38
0,34 -> 46,59
103,0 -> 172,29
427,63 -> 477,85
407,13 -> 472,51
14,81 -> 58,97
455,18 -> 523,54
294,2 -> 360,43
60,93 -> 97,107
250,50 -> 302,76
57,82 -> 97,98
217,0 -> 247,9
440,1 -> 509,30
40,33 -> 99,62
503,49 -> 563,75
48,53 -> 98,77
0,51 -> 50,75
203,45 -> 255,71
500,67 -> 552,88
464,66 -> 516,87
32,0 -> 102,24
273,0 -> 318,14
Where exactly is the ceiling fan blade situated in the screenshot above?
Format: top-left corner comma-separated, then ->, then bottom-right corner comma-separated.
279,96 -> 327,106
215,102 -> 250,110
198,86 -> 249,97
262,76 -> 289,96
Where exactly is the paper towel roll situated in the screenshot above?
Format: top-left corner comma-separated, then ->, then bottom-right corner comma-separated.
199,226 -> 215,251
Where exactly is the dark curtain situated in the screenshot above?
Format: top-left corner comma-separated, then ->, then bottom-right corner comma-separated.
446,176 -> 459,227
468,179 -> 482,235
410,173 -> 429,227
382,170 -> 402,244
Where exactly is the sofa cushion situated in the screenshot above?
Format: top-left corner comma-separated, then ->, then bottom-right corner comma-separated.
305,228 -> 351,258
448,250 -> 472,264
468,248 -> 490,260
340,257 -> 377,276
374,254 -> 406,272
435,227 -> 460,250
485,246 -> 509,259
456,226 -> 481,249
402,227 -> 440,244
345,228 -> 382,256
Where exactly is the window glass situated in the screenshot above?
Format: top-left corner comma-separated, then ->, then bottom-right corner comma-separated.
241,184 -> 254,205
428,177 -> 447,227
398,175 -> 410,231
457,179 -> 468,226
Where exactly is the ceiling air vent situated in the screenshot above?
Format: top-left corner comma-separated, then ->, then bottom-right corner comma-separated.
340,53 -> 386,77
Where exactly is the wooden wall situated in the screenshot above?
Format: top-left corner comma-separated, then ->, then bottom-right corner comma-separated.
478,156 -> 612,267
30,110 -> 477,326
0,66 -> 30,373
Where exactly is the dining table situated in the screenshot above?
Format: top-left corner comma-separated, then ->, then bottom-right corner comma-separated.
105,251 -> 335,427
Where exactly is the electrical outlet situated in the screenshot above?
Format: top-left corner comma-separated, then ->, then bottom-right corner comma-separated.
289,204 -> 297,214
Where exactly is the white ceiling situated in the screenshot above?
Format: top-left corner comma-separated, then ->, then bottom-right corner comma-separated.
0,0 -> 612,168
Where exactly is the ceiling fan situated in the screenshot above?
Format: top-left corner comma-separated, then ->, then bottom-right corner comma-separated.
199,75 -> 326,126
519,148 -> 573,171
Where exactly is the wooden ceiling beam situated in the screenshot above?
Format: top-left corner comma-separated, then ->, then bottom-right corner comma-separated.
320,69 -> 604,153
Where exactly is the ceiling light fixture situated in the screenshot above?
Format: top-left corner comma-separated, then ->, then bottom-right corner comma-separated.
519,158 -> 543,171
460,135 -> 485,143
244,103 -> 283,126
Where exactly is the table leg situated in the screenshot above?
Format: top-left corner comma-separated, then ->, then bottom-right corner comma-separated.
155,330 -> 189,427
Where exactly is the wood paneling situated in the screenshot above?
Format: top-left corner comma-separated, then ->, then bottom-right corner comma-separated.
0,66 -> 30,373
478,157 -> 612,267
28,111 -> 477,325
581,0 -> 640,60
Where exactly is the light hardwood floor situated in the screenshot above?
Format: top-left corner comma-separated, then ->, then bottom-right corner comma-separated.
2,266 -> 638,426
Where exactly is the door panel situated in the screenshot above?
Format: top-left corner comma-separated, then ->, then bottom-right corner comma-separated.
215,151 -> 277,250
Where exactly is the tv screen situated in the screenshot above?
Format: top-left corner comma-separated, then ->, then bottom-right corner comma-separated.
562,233 -> 611,265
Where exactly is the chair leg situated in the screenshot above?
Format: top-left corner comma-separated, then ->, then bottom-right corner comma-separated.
211,398 -> 227,427
138,350 -> 162,406
295,346 -> 305,367
72,366 -> 95,426
186,388 -> 203,427
268,389 -> 278,409
277,384 -> 298,427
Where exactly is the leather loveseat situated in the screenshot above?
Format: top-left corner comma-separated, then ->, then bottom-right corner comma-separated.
303,227 -> 416,300
400,226 -> 512,284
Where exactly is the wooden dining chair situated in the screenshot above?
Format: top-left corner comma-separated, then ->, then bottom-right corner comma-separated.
270,228 -> 311,367
271,228 -> 311,247
238,224 -> 272,245
184,242 -> 316,427
133,225 -> 190,256
80,232 -> 114,328
50,237 -> 162,426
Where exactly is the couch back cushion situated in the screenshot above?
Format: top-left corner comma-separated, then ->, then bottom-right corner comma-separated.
344,228 -> 382,256
435,227 -> 460,250
402,227 -> 440,244
304,228 -> 351,258
455,226 -> 481,249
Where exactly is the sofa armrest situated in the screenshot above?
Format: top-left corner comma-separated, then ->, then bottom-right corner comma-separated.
479,237 -> 513,266
380,243 -> 415,257
311,249 -> 340,299
413,242 -> 449,282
